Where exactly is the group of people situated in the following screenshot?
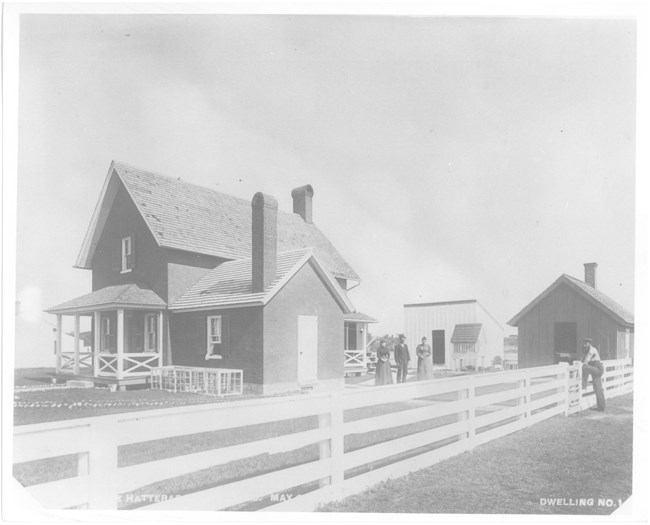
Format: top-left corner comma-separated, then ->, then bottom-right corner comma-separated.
374,335 -> 435,385
375,335 -> 606,412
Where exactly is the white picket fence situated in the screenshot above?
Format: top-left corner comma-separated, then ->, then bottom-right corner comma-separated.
13,359 -> 632,512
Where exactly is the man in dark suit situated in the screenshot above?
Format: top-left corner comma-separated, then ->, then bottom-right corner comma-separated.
394,335 -> 410,383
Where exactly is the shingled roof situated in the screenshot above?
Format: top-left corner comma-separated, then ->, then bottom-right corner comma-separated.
508,274 -> 634,327
76,162 -> 359,282
450,323 -> 483,344
46,283 -> 166,314
170,248 -> 354,312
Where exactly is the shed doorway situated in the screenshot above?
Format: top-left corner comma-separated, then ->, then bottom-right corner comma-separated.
554,322 -> 577,363
431,330 -> 445,365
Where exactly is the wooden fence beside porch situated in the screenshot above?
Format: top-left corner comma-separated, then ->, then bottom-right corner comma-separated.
13,359 -> 633,512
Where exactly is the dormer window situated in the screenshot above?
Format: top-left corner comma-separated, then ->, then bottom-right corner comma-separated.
121,236 -> 134,273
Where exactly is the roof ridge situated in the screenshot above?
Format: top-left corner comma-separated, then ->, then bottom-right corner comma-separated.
112,160 -> 316,221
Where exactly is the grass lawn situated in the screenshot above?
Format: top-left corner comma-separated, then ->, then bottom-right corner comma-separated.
320,393 -> 634,515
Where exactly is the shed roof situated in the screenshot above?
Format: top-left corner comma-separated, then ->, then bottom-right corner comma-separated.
76,162 -> 360,282
450,323 -> 482,344
47,283 -> 166,314
169,248 -> 354,313
508,274 -> 634,327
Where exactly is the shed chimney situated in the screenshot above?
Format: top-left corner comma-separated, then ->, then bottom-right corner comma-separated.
251,192 -> 278,293
584,262 -> 598,288
291,185 -> 314,223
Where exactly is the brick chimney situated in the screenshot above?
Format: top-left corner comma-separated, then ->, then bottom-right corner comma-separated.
251,192 -> 278,293
291,185 -> 314,224
584,262 -> 598,288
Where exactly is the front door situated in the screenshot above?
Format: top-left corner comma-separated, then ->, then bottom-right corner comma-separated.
298,315 -> 318,386
432,330 -> 445,364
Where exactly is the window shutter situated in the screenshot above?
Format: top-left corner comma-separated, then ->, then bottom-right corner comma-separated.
222,314 -> 231,358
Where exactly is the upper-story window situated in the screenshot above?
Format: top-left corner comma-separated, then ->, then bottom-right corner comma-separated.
121,236 -> 134,273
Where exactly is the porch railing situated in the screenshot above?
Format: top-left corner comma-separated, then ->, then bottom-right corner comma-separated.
58,352 -> 93,374
344,349 -> 365,369
97,352 -> 163,378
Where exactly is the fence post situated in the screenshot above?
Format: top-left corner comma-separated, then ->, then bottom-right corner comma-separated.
561,362 -> 570,416
467,375 -> 476,448
523,369 -> 532,422
318,408 -> 332,489
87,417 -> 119,509
456,378 -> 474,449
329,391 -> 345,496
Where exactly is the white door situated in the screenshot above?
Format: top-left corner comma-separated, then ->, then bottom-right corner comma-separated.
297,315 -> 318,386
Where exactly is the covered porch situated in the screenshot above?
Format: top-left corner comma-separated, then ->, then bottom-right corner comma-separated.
46,283 -> 167,389
344,312 -> 378,376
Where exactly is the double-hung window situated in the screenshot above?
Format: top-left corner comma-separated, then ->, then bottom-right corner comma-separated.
206,315 -> 222,360
144,314 -> 157,352
121,236 -> 134,272
101,317 -> 114,352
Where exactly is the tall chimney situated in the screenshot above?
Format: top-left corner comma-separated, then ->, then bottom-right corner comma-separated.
584,262 -> 598,288
251,192 -> 278,293
291,185 -> 314,223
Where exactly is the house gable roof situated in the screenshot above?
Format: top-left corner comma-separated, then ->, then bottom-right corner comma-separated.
76,162 -> 359,281
169,248 -> 354,313
46,283 -> 166,314
450,323 -> 482,344
507,274 -> 634,328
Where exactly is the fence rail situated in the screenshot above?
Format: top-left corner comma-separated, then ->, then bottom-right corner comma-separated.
13,359 -> 632,512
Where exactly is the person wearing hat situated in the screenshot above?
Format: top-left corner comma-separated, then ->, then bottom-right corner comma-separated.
416,336 -> 434,381
582,337 -> 606,411
394,334 -> 411,383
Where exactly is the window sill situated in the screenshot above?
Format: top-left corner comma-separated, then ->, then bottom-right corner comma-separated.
120,269 -> 133,274
205,354 -> 223,360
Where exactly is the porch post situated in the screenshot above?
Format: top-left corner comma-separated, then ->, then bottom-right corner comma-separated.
117,309 -> 124,380
56,314 -> 62,373
93,312 -> 101,377
157,310 -> 164,367
361,323 -> 368,368
73,314 -> 80,375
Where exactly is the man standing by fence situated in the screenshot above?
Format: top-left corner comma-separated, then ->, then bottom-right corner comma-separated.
394,335 -> 410,383
582,337 -> 606,411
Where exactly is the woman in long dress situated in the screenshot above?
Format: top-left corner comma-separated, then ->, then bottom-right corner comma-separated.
375,340 -> 394,386
416,336 -> 434,381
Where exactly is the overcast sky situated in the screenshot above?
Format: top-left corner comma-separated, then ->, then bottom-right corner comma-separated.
13,14 -> 637,367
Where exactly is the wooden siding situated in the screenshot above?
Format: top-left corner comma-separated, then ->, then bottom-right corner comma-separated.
404,302 -> 503,368
518,283 -> 625,368
264,261 -> 344,390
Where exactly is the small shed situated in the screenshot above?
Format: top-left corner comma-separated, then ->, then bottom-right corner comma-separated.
508,263 -> 634,368
450,323 -> 486,370
404,299 -> 504,371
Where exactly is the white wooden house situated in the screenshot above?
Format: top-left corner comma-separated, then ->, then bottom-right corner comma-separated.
404,299 -> 504,371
